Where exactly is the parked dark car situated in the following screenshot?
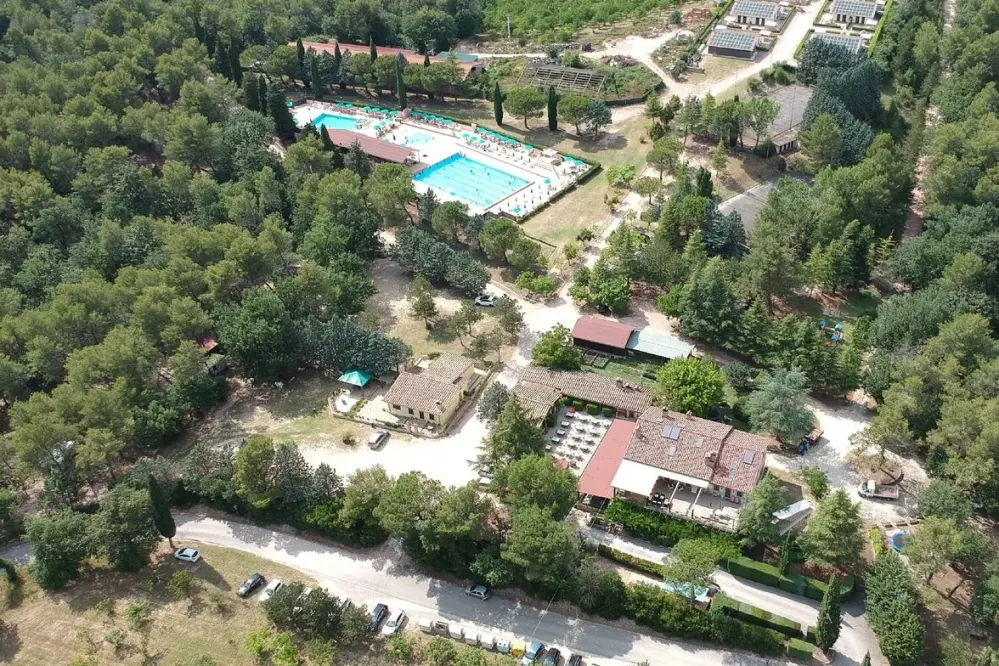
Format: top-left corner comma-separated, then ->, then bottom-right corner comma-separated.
567,654 -> 583,666
366,603 -> 389,631
237,573 -> 265,598
543,648 -> 562,666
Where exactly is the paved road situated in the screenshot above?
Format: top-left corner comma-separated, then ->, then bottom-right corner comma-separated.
171,513 -> 795,666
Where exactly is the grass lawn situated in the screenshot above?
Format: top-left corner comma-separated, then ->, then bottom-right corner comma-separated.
685,55 -> 753,86
584,354 -> 662,389
1,544 -> 320,665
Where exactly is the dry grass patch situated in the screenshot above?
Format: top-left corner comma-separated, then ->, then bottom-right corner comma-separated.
1,544 -> 313,666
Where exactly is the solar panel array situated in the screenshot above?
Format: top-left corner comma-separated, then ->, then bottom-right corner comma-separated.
661,425 -> 684,440
707,29 -> 760,51
831,0 -> 877,17
730,0 -> 780,20
519,64 -> 606,94
811,32 -> 864,52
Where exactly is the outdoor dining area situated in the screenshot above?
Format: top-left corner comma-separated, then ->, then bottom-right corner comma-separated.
545,406 -> 612,471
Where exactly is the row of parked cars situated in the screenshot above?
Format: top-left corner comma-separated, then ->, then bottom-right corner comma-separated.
177,551 -> 584,666
418,622 -> 586,666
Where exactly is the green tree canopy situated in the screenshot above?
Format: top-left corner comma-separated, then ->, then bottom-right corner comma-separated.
654,357 -> 724,417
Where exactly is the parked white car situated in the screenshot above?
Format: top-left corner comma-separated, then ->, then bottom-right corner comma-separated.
258,579 -> 284,603
474,294 -> 496,307
465,584 -> 491,600
381,609 -> 407,636
173,547 -> 201,563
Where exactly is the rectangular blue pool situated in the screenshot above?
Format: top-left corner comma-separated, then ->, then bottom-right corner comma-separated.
414,154 -> 529,209
311,112 -> 364,131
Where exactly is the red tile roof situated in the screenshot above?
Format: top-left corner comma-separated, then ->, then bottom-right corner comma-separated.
298,41 -> 478,71
572,317 -> 635,350
325,129 -> 414,163
625,407 -> 772,494
579,419 -> 637,500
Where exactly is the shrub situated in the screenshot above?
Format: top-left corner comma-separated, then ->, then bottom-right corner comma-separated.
577,229 -> 595,241
167,571 -> 194,599
104,629 -> 126,649
724,556 -> 781,587
572,400 -> 584,410
601,406 -> 614,417
586,403 -> 599,415
787,638 -> 814,661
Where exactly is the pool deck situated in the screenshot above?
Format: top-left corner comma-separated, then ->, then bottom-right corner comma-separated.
293,101 -> 589,219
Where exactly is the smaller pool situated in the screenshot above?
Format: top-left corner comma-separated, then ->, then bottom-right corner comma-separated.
311,112 -> 364,131
890,530 -> 907,552
402,132 -> 434,146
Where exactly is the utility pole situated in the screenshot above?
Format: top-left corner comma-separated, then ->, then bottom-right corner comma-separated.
507,16 -> 511,40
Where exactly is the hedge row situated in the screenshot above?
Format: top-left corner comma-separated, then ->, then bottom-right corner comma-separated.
723,555 -> 856,601
597,544 -> 664,577
712,594 -> 803,639
626,583 -> 786,657
787,638 -> 815,662
605,500 -> 740,555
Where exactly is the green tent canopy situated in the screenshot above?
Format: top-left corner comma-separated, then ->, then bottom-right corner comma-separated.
338,370 -> 372,387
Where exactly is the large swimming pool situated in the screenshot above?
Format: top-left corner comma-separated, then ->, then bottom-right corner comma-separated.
311,112 -> 364,131
414,154 -> 529,209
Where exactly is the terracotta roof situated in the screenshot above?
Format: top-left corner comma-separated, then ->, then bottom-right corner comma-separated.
298,41 -> 478,71
624,407 -> 771,493
324,129 -> 414,163
517,366 -> 653,414
384,372 -> 463,415
571,317 -> 635,350
579,419 -> 636,500
511,380 -> 563,422
423,354 -> 474,384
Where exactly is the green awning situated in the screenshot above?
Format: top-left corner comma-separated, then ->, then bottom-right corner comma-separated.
338,370 -> 372,387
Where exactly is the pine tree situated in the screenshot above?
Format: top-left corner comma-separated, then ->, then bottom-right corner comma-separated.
242,75 -> 259,111
148,475 -> 176,548
423,53 -> 431,68
814,574 -> 843,651
257,76 -> 268,115
494,82 -> 504,125
296,37 -> 306,83
396,53 -> 407,109
268,88 -> 298,141
214,41 -> 232,79
229,35 -> 243,86
369,36 -> 377,63
547,86 -> 558,132
860,653 -> 871,666
310,58 -> 324,100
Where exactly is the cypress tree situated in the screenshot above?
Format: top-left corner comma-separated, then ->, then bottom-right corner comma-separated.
547,86 -> 558,132
229,35 -> 243,86
268,88 -> 298,142
423,53 -> 431,67
320,127 -> 335,151
296,37 -> 306,82
779,531 -> 794,575
493,82 -> 504,125
310,57 -> 324,100
148,475 -> 176,548
334,42 -> 346,90
860,653 -> 870,666
258,76 -> 269,115
243,75 -> 260,111
396,53 -> 407,109
814,574 -> 843,651
369,36 -> 377,63
214,40 -> 232,79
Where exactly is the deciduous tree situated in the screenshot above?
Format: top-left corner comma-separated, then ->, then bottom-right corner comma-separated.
799,488 -> 863,568
654,357 -> 724,417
